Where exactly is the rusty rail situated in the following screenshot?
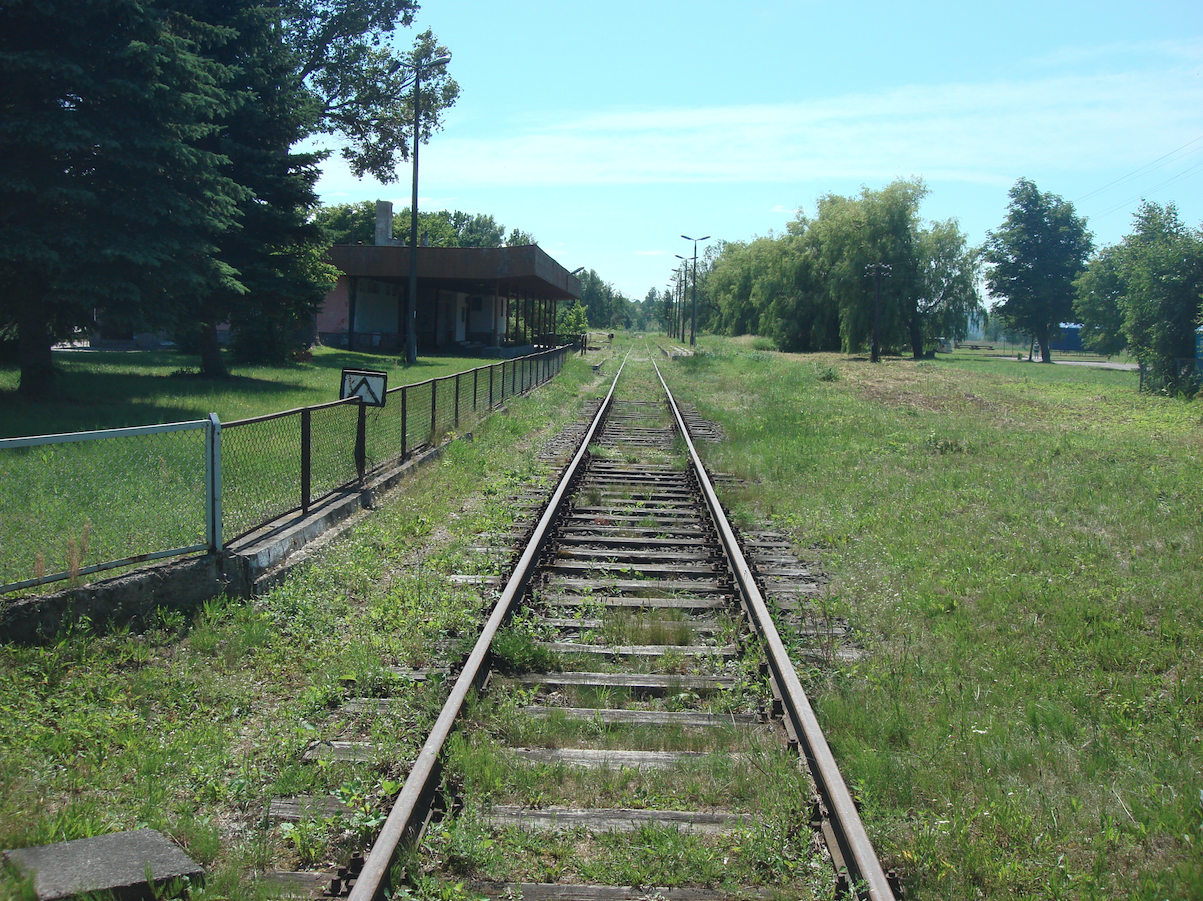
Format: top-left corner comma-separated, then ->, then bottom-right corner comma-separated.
346,351 -> 631,901
654,359 -> 896,901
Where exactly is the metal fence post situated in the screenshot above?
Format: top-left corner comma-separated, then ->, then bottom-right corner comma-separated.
489,364 -> 494,409
401,385 -> 408,459
301,407 -> 312,514
454,372 -> 461,426
431,379 -> 438,438
207,413 -> 223,553
473,368 -> 479,413
355,400 -> 367,482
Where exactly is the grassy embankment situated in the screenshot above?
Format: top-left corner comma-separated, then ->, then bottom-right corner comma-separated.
661,336 -> 1201,900
0,350 -> 606,900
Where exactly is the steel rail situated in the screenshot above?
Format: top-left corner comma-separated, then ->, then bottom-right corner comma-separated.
347,351 -> 630,901
653,359 -> 896,901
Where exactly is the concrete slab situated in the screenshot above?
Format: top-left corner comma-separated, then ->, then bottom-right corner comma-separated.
3,829 -> 203,901
228,437 -> 452,593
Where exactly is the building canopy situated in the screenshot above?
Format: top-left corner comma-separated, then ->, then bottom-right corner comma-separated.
327,244 -> 581,301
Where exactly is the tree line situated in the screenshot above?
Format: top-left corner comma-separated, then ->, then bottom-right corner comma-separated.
655,176 -> 1201,393
983,179 -> 1202,391
688,179 -> 984,358
1,0 -> 457,394
314,201 -> 535,249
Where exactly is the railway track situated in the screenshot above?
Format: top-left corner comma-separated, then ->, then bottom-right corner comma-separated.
335,352 -> 897,901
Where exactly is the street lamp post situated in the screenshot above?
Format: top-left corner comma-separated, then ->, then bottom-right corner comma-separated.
865,263 -> 892,364
674,257 -> 689,343
681,235 -> 710,346
404,53 -> 452,366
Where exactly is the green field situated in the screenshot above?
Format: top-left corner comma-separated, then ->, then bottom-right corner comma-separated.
661,335 -> 1202,899
0,346 -> 486,438
1,347 -> 547,592
1,337 -> 1200,900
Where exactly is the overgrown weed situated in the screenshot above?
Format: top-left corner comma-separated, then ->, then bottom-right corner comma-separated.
660,335 -> 1203,899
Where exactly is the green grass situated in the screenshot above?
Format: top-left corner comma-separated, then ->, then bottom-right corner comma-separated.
1,347 -> 563,592
0,353 -> 604,900
661,335 -> 1203,900
431,735 -> 826,896
0,346 -> 488,438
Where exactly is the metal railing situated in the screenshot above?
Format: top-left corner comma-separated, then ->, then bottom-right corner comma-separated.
1,346 -> 571,594
0,417 -> 221,594
221,346 -> 571,541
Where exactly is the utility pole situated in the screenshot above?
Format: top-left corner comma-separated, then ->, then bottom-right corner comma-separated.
681,235 -> 710,346
404,52 -> 451,365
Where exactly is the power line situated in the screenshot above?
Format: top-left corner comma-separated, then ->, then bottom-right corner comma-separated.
1074,133 -> 1203,204
1088,155 -> 1203,221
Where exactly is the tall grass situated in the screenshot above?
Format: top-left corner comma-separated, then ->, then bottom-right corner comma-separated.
662,337 -> 1203,900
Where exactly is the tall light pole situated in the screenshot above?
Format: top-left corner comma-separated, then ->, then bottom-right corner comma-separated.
674,256 -> 689,342
405,53 -> 452,365
681,234 -> 709,346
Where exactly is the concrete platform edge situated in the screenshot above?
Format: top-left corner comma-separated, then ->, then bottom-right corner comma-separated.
0,439 -> 456,644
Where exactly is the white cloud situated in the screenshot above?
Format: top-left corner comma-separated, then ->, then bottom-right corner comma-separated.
416,62 -> 1203,191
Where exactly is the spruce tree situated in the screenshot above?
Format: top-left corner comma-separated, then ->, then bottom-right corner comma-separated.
171,0 -> 336,375
0,0 -> 244,396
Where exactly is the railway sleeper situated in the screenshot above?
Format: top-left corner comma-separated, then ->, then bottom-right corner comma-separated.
338,353 -> 893,901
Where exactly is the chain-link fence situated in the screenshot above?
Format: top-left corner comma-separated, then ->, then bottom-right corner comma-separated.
2,347 -> 570,593
220,346 -> 571,541
1138,358 -> 1200,393
0,419 -> 219,594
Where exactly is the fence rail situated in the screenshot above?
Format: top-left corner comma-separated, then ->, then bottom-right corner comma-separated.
2,346 -> 571,595
0,417 -> 220,594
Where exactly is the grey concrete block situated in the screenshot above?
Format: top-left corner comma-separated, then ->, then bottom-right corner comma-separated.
3,829 -> 203,901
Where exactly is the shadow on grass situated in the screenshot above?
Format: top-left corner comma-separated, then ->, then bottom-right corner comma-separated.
0,347 -> 490,437
0,355 -> 306,437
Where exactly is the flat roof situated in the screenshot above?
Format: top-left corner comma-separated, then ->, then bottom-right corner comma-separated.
327,244 -> 581,301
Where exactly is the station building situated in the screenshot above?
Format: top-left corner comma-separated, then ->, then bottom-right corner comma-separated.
316,202 -> 581,356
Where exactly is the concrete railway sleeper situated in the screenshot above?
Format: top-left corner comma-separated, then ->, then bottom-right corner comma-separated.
333,351 -> 898,901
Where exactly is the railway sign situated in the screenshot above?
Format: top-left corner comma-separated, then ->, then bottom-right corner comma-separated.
340,368 -> 388,407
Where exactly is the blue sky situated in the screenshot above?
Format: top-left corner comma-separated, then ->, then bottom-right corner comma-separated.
312,0 -> 1203,301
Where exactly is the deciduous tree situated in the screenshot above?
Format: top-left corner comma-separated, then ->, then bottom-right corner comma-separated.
985,178 -> 1093,363
285,2 -> 458,182
1116,201 -> 1203,391
1073,245 -> 1129,357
